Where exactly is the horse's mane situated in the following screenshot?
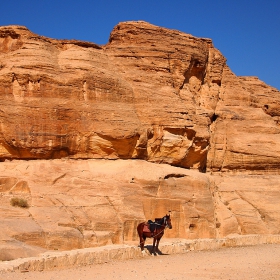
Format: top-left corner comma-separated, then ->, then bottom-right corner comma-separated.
156,214 -> 170,225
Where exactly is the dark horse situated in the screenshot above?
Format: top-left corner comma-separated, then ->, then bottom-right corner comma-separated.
137,214 -> 172,254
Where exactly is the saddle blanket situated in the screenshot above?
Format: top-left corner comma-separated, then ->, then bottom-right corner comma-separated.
143,223 -> 151,233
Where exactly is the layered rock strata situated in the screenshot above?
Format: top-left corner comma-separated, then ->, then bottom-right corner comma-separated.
1,22 -> 279,172
0,160 -> 280,260
0,22 -> 280,260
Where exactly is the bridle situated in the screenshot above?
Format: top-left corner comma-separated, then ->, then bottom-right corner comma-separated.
163,215 -> 172,229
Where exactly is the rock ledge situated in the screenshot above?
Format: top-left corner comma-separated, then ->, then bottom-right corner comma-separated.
1,234 -> 279,273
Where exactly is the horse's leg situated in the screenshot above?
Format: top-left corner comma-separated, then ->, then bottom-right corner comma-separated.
137,223 -> 146,251
152,237 -> 156,254
140,234 -> 145,251
155,238 -> 160,253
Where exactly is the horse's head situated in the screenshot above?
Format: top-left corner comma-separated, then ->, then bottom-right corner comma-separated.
164,214 -> 172,229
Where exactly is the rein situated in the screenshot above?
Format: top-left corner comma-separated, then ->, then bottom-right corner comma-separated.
151,224 -> 169,238
139,227 -> 166,245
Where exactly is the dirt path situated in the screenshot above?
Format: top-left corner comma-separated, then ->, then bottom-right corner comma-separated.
1,244 -> 280,280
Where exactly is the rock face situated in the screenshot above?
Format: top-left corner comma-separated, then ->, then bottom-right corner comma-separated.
0,21 -> 280,260
0,159 -> 280,261
1,21 -> 278,172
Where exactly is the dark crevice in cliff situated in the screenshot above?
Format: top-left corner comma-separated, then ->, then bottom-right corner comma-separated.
61,40 -> 102,49
0,29 -> 21,39
164,173 -> 187,179
179,59 -> 206,90
210,113 -> 219,123
212,79 -> 221,86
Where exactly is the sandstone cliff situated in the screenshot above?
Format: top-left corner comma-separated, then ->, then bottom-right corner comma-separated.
1,159 -> 279,261
1,21 -> 279,171
0,22 -> 279,260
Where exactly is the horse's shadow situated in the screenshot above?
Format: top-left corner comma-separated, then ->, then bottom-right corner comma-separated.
145,245 -> 169,256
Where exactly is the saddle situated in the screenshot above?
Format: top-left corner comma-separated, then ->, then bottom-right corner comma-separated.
143,218 -> 161,235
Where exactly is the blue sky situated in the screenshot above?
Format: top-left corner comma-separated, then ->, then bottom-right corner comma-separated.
1,0 -> 279,90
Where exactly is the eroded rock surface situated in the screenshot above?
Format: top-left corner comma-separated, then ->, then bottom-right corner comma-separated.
0,159 -> 280,260
1,22 -> 279,171
0,22 -> 280,260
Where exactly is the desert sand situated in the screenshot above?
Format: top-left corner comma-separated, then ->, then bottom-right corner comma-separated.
1,244 -> 279,280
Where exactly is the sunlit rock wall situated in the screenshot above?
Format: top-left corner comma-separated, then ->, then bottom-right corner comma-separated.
0,22 -> 280,261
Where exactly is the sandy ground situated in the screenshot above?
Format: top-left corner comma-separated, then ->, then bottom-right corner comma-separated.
1,244 -> 280,280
